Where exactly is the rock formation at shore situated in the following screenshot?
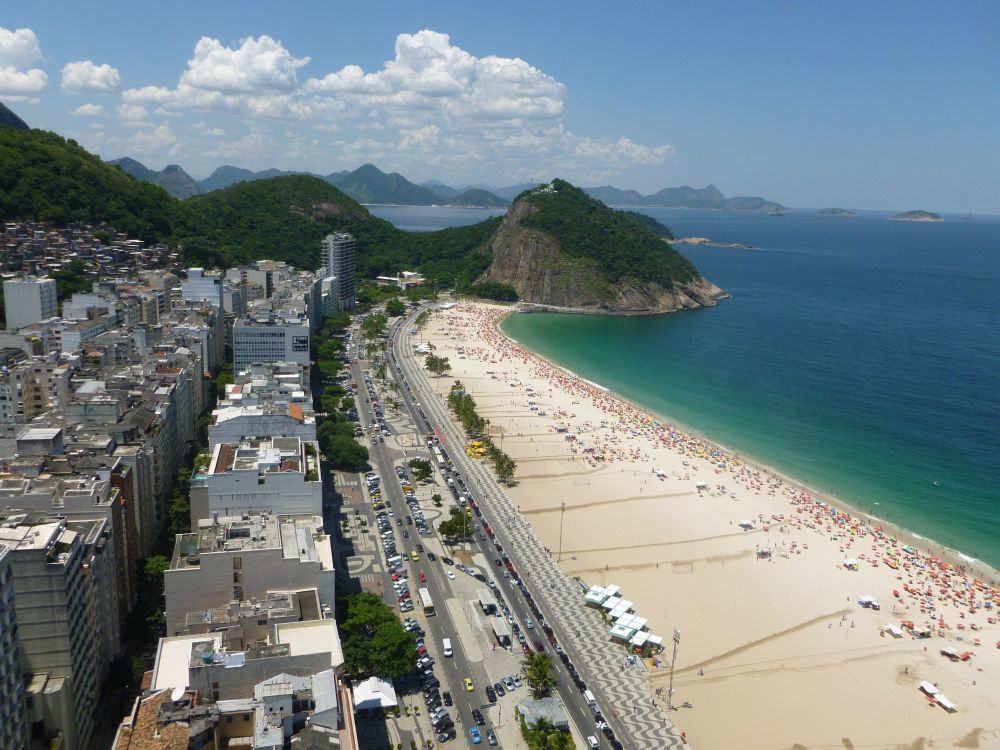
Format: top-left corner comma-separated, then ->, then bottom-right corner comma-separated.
478,180 -> 726,314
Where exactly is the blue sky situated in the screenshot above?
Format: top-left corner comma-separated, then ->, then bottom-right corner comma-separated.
2,1 -> 998,211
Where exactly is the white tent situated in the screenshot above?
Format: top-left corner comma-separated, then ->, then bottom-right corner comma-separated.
353,676 -> 398,711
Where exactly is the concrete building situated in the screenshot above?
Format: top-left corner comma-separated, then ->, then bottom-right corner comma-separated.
208,402 -> 316,450
232,313 -> 311,371
190,436 -> 323,523
0,516 -> 100,750
181,267 -> 223,307
320,233 -> 356,311
164,513 -> 334,635
150,618 -> 343,698
0,545 -> 27,750
3,276 -> 58,330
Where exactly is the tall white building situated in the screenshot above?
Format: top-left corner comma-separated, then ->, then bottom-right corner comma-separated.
232,313 -> 311,370
3,276 -> 58,330
320,233 -> 356,311
0,545 -> 27,750
0,518 -> 100,750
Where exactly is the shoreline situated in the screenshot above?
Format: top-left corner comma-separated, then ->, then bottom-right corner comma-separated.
422,300 -> 1000,748
497,308 -> 999,585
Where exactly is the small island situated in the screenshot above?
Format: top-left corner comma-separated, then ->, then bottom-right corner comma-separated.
815,207 -> 855,216
890,210 -> 943,222
673,236 -> 757,251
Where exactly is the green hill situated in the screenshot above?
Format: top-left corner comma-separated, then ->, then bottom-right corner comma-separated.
0,127 -> 498,285
0,129 -> 716,314
448,188 -> 509,208
478,179 -> 723,313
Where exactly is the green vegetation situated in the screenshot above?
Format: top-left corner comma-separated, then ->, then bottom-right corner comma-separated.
522,652 -> 558,699
385,298 -> 406,317
312,313 -> 369,471
616,209 -> 674,239
0,128 -> 182,241
438,507 -> 473,542
466,282 -> 518,301
520,717 -> 575,750
337,592 -> 415,679
52,260 -> 93,301
447,381 -> 517,484
0,127 -> 502,288
361,313 -> 388,341
424,353 -> 451,378
518,179 -> 699,289
408,458 -> 433,483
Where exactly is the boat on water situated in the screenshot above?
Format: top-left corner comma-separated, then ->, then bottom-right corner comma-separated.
962,211 -> 975,220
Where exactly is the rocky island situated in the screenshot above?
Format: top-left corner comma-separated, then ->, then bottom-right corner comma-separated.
477,180 -> 726,314
890,210 -> 943,222
673,236 -> 757,251
815,207 -> 855,216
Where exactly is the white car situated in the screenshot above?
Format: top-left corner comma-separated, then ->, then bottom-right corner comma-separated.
445,571 -> 456,580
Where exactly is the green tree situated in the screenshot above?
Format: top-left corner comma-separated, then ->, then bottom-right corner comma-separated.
408,458 -> 433,483
523,652 -> 557,699
323,434 -> 369,471
361,313 -> 388,341
424,354 -> 451,378
337,592 -> 415,679
438,507 -> 472,542
385,298 -> 406,316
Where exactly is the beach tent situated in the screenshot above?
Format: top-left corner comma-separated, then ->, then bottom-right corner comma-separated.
918,681 -> 940,697
843,558 -> 860,570
936,694 -> 958,712
882,624 -> 903,638
738,520 -> 754,530
696,481 -> 708,490
602,596 -> 623,611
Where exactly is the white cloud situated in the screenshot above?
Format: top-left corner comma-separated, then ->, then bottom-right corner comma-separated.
181,35 -> 309,93
0,27 -> 47,96
70,102 -> 104,117
305,30 -> 564,120
128,123 -> 180,159
115,29 -> 670,182
117,103 -> 148,123
61,60 -> 122,93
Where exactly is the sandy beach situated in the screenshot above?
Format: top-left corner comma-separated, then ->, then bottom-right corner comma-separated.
418,301 -> 1000,750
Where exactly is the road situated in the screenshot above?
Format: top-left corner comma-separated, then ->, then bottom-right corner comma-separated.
348,342 -> 495,749
388,307 -> 689,750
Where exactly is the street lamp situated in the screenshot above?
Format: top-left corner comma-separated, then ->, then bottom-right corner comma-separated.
557,501 -> 566,562
668,628 -> 681,711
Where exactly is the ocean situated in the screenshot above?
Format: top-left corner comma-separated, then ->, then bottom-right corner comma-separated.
370,205 -> 1000,567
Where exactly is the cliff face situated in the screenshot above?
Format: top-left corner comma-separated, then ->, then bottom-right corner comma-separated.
479,199 -> 726,315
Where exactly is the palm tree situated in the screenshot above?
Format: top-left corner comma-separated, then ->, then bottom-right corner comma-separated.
522,652 -> 557,699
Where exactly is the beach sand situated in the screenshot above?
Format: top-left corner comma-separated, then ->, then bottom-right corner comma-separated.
417,301 -> 1000,750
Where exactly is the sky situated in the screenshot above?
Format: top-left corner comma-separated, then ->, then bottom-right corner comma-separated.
2,1 -> 998,212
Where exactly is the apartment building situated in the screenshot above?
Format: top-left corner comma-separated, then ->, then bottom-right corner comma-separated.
0,545 -> 27,750
164,512 -> 334,635
190,436 -> 323,524
3,276 -> 58,331
232,312 -> 311,371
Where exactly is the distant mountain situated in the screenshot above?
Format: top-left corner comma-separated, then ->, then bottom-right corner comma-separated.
815,207 -> 855,216
582,183 -> 788,214
890,210 -> 943,222
0,102 -> 28,130
493,183 -> 541,202
198,165 -> 305,192
422,180 -> 462,201
331,163 -> 441,205
447,189 -> 510,208
109,157 -> 202,199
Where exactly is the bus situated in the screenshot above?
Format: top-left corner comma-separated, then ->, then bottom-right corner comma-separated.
432,446 -> 446,469
418,587 -> 434,616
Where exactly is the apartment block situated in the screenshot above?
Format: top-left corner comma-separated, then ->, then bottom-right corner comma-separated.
3,276 -> 58,331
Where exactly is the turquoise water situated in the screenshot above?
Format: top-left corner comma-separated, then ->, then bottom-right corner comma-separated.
371,205 -> 1000,567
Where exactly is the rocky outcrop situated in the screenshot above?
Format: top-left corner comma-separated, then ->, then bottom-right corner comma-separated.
478,200 -> 726,315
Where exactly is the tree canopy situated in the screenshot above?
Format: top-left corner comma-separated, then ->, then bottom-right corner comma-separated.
337,592 -> 415,679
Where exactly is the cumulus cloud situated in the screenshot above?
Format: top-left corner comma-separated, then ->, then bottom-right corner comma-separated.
128,124 -> 180,159
70,102 -> 104,117
61,60 -> 122,93
181,35 -> 309,93
116,29 -> 670,182
117,103 -> 148,123
305,30 -> 564,120
0,27 -> 47,97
